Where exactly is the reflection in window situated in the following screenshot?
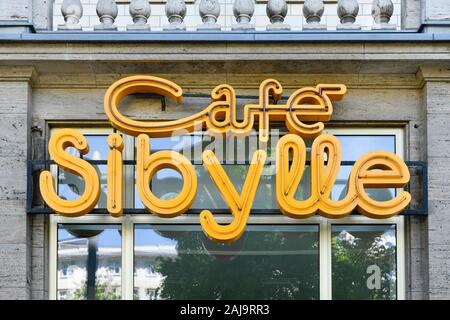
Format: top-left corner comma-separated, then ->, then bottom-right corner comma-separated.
134,224 -> 319,300
331,224 -> 397,300
57,135 -> 109,208
57,224 -> 122,300
332,135 -> 396,201
133,288 -> 139,300
57,290 -> 68,300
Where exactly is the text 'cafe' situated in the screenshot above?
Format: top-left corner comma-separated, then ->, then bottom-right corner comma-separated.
4,1 -> 450,299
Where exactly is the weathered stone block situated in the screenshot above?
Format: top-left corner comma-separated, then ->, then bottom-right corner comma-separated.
0,286 -> 29,300
0,0 -> 30,21
0,200 -> 27,216
332,88 -> 421,121
31,289 -> 46,300
401,0 -> 421,30
425,82 -> 450,114
0,157 -> 27,201
0,82 -> 29,114
0,114 -> 27,159
0,214 -> 27,245
424,0 -> 450,21
428,158 -> 450,201
428,200 -> 450,245
427,115 -> 450,157
429,244 -> 450,299
0,244 -> 28,289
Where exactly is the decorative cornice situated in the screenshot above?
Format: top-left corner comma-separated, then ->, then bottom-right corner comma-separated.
416,65 -> 450,87
0,20 -> 35,33
0,31 -> 440,43
33,72 -> 421,89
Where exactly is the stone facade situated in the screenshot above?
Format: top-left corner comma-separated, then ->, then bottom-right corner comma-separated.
0,0 -> 449,300
0,67 -> 34,299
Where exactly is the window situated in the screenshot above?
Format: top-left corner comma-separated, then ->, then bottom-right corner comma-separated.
145,289 -> 157,300
49,127 -> 405,300
110,262 -> 121,275
134,224 -> 320,300
56,224 -> 122,300
133,287 -> 139,300
57,290 -> 68,300
331,224 -> 397,299
50,128 -> 135,210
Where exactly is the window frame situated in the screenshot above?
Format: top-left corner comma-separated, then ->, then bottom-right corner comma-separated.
48,127 -> 406,300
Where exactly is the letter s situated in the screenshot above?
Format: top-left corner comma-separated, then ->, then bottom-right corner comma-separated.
39,129 -> 100,217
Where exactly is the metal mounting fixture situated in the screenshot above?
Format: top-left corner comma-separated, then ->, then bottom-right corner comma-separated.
26,159 -> 428,216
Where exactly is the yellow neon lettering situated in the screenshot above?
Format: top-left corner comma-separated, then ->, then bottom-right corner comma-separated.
276,133 -> 411,219
200,149 -> 266,243
39,129 -> 100,217
107,133 -> 124,217
104,75 -> 346,142
136,134 -> 197,217
38,77 -> 412,244
352,151 -> 411,218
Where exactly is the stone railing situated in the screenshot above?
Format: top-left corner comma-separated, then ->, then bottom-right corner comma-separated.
56,0 -> 399,31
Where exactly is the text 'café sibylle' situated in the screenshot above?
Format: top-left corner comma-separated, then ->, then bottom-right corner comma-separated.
0,0 -> 448,301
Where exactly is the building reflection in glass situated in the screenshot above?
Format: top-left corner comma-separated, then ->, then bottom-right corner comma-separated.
134,225 -> 320,300
57,135 -> 109,208
57,224 -> 122,300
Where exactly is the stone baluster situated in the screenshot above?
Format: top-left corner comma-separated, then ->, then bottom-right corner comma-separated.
197,0 -> 221,31
232,0 -> 255,30
337,0 -> 361,30
266,0 -> 290,31
372,0 -> 396,30
164,0 -> 187,31
127,0 -> 151,30
94,0 -> 118,31
58,0 -> 83,30
303,0 -> 326,30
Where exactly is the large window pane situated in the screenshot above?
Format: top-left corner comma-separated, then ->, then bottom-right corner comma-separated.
57,224 -> 122,300
57,135 -> 109,208
331,224 -> 397,300
134,224 -> 319,300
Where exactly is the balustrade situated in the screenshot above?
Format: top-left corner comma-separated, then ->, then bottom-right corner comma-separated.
57,0 -> 398,32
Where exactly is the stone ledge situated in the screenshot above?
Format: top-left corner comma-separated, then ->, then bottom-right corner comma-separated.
0,66 -> 36,83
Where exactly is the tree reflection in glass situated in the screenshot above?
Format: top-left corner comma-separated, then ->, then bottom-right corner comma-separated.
331,224 -> 397,300
134,225 -> 319,300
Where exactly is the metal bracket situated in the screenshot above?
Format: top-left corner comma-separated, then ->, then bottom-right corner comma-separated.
26,159 -> 428,216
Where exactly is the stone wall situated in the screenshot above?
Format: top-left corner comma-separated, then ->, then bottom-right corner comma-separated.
0,67 -> 34,300
420,66 -> 450,299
